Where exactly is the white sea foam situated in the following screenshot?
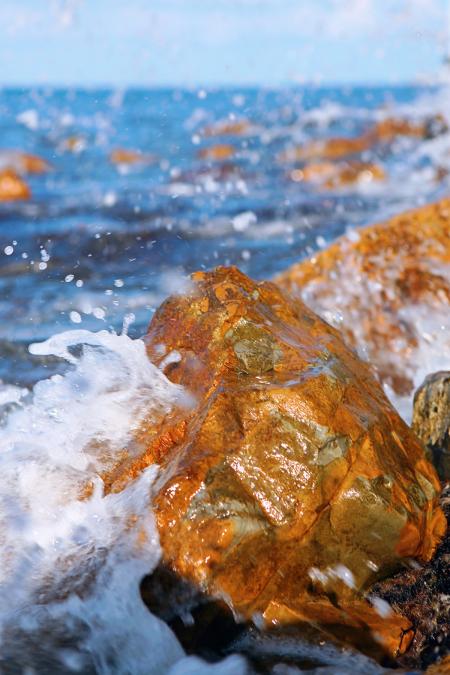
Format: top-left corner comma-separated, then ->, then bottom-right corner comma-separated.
0,329 -> 243,673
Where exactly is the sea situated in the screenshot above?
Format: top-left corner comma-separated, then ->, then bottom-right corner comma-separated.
0,84 -> 448,673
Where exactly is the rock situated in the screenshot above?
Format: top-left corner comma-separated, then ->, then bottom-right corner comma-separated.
0,151 -> 50,175
370,115 -> 448,143
413,372 -> 450,482
289,160 -> 386,189
276,198 -> 450,404
202,119 -> 255,137
279,136 -> 372,162
109,148 -> 157,166
108,266 -> 445,660
0,169 -> 31,201
59,136 -> 87,153
373,487 -> 450,672
197,144 -> 236,161
426,654 -> 450,674
278,115 -> 448,163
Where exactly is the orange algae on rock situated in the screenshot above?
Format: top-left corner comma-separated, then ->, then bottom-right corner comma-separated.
108,266 -> 445,659
276,198 -> 450,398
0,169 -> 31,201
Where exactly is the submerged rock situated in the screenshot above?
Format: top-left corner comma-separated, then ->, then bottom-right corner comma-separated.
276,198 -> 450,406
413,372 -> 450,482
108,267 -> 445,659
0,169 -> 31,202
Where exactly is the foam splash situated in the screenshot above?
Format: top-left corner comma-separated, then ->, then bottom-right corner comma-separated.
0,329 -> 246,673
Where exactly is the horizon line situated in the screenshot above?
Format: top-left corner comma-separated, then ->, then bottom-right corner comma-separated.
0,79 -> 440,91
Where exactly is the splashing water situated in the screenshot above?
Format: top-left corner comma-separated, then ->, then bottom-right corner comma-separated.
0,329 -> 247,673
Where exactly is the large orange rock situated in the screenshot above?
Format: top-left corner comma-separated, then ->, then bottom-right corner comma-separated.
276,199 -> 450,400
108,267 -> 445,659
0,169 -> 31,201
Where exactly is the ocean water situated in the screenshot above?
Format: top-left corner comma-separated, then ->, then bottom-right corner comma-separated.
0,85 -> 448,673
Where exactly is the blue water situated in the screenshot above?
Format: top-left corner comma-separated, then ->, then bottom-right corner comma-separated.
0,85 -> 447,386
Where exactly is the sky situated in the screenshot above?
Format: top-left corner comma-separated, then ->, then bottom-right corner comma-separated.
0,0 -> 448,87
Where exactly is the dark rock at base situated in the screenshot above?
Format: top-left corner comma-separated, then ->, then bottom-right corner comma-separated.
373,487 -> 450,672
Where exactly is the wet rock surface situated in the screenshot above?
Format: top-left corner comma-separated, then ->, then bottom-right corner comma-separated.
413,372 -> 450,482
276,198 -> 450,403
110,266 -> 447,662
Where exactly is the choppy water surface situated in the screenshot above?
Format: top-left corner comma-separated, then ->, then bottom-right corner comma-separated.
0,85 -> 448,673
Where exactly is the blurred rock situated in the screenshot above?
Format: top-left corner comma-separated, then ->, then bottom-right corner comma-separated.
276,198 -> 450,399
413,372 -> 450,482
371,115 -> 448,143
279,136 -> 371,162
289,160 -> 385,189
0,151 -> 50,175
107,266 -> 445,660
59,136 -> 87,153
202,119 -> 255,137
109,148 -> 157,166
0,169 -> 31,201
426,654 -> 450,674
279,114 -> 448,163
197,144 -> 236,161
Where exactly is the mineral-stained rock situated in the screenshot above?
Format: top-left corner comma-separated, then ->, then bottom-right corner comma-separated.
108,266 -> 445,659
289,160 -> 386,189
197,144 -> 236,161
0,169 -> 31,202
413,372 -> 450,482
276,198 -> 450,404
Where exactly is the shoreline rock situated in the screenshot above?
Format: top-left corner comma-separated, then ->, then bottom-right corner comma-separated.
275,198 -> 450,407
111,266 -> 447,661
